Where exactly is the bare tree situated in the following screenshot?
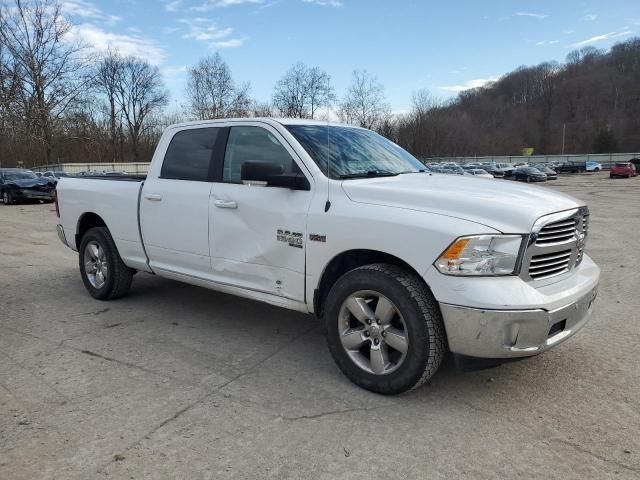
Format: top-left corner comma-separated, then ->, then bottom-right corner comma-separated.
0,0 -> 90,163
338,70 -> 390,130
116,57 -> 168,161
251,100 -> 274,117
272,62 -> 334,119
95,50 -> 124,161
186,53 -> 251,120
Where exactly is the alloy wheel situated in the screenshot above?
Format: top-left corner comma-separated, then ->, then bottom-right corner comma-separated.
338,290 -> 409,375
84,241 -> 108,289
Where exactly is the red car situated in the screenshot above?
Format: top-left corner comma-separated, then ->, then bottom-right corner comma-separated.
610,162 -> 637,178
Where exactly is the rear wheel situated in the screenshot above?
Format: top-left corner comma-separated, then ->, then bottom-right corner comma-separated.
324,264 -> 446,394
79,227 -> 134,300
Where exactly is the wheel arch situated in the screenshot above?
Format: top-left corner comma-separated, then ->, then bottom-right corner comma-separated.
75,212 -> 108,249
313,249 -> 427,319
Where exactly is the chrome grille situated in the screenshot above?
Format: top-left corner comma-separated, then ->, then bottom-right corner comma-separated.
536,219 -> 577,245
522,206 -> 590,282
529,249 -> 572,280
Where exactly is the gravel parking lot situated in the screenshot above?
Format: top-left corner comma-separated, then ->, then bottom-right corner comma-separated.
1,173 -> 639,479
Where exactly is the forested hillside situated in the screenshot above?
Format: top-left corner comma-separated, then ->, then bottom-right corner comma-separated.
395,38 -> 640,157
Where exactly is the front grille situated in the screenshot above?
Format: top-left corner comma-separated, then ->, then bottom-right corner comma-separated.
522,207 -> 590,281
536,218 -> 577,245
529,249 -> 572,279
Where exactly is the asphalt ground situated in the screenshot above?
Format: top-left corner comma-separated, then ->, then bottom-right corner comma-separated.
1,173 -> 639,479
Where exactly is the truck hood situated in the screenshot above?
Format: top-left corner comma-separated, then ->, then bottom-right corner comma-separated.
341,173 -> 584,233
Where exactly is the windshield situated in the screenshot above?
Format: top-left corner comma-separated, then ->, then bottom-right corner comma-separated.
4,170 -> 37,180
286,125 -> 426,179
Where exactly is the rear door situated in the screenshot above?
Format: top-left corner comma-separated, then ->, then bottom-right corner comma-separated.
209,123 -> 314,302
140,126 -> 222,278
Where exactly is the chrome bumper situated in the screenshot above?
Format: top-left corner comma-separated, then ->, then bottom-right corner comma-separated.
56,224 -> 70,248
440,285 -> 598,358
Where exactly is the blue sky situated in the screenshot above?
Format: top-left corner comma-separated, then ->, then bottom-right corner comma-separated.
63,0 -> 640,112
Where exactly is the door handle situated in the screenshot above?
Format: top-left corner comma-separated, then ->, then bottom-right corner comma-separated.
144,193 -> 162,201
214,199 -> 238,209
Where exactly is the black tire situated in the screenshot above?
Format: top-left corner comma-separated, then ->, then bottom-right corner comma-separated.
610,174 -> 614,179
78,226 -> 134,300
324,264 -> 446,395
2,190 -> 13,205
594,167 -> 600,172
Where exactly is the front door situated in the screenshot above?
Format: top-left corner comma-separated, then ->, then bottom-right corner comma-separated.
209,124 -> 314,302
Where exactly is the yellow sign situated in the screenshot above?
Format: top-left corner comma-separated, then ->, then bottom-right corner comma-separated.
522,148 -> 534,156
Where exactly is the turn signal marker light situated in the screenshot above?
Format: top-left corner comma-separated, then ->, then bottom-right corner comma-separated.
442,238 -> 469,259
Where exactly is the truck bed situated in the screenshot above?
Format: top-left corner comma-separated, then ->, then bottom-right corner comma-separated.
57,177 -> 149,271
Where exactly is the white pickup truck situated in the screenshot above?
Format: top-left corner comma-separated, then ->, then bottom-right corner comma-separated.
56,119 -> 600,394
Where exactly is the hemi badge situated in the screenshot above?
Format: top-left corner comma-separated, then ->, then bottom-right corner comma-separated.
309,234 -> 326,243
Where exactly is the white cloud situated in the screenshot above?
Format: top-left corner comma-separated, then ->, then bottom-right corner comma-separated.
211,39 -> 244,48
570,30 -> 633,47
178,18 -> 244,48
302,0 -> 344,6
192,0 -> 263,11
439,77 -> 499,93
67,23 -> 166,65
515,12 -> 547,19
161,65 -> 188,83
164,0 -> 183,12
581,14 -> 597,21
61,0 -> 120,24
536,40 -> 560,46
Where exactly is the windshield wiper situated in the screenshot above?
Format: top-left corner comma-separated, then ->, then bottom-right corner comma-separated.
338,170 -> 399,179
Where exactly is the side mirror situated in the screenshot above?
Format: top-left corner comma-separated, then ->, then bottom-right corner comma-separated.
241,161 -> 310,191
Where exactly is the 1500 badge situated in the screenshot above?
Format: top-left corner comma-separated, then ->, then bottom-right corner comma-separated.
277,229 -> 303,248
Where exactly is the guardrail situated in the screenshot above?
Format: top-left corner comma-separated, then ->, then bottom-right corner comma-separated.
30,162 -> 150,175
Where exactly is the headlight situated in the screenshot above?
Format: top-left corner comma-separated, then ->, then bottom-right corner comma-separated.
435,235 -> 524,276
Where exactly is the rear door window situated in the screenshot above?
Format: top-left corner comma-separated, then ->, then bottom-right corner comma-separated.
161,128 -> 220,181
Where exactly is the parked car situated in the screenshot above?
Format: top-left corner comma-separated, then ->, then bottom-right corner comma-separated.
496,162 -> 516,177
629,158 -> 640,172
55,118 -> 600,394
43,171 -> 72,181
513,166 -> 547,182
530,164 -> 558,180
480,163 -> 505,178
554,161 -> 586,174
609,162 -> 638,178
0,168 -> 56,204
585,161 -> 602,172
467,168 -> 494,179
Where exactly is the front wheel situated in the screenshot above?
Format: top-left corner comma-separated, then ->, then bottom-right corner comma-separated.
79,226 -> 134,300
2,190 -> 13,205
324,264 -> 446,394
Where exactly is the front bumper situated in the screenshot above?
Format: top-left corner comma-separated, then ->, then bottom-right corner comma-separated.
15,188 -> 54,200
434,256 -> 600,359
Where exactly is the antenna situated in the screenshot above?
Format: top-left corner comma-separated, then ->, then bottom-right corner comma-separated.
324,75 -> 331,213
